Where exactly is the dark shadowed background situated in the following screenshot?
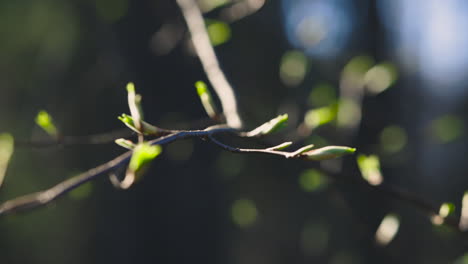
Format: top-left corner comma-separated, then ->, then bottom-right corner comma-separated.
1,0 -> 468,263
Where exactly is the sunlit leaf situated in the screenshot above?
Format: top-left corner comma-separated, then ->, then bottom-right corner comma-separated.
195,81 -> 218,119
0,133 -> 14,188
231,198 -> 258,228
357,154 -> 383,186
290,144 -> 315,157
114,138 -> 136,150
119,143 -> 162,189
267,141 -> 293,151
375,214 -> 399,246
128,143 -> 162,173
126,82 -> 144,133
35,110 -> 58,136
118,114 -> 160,135
245,114 -> 288,137
304,146 -> 356,161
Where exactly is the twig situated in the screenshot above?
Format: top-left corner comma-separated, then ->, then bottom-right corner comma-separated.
208,135 -> 309,158
15,129 -> 133,148
208,135 -> 466,234
0,151 -> 132,215
2,125 -> 467,237
177,0 -> 242,129
0,126 -> 234,216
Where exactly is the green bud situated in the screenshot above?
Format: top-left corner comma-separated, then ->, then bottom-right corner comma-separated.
195,81 -> 218,119
245,114 -> 288,137
304,146 -> 356,161
115,138 -> 136,150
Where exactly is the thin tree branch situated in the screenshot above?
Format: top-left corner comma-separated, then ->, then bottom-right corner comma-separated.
208,135 -> 311,158
0,126 -> 235,216
0,151 -> 132,215
206,135 -> 466,235
177,0 -> 243,129
15,129 -> 133,148
1,124 -> 467,237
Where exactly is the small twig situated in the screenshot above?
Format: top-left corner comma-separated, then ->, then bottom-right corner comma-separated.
0,126 -> 235,216
15,129 -> 133,148
0,151 -> 132,215
208,135 -> 467,234
2,125 -> 467,237
177,0 -> 242,129
208,135 -> 309,159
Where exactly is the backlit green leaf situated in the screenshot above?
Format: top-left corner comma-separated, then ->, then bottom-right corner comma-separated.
115,138 -> 136,150
245,114 -> 288,137
118,114 -> 160,135
126,82 -> 144,132
128,143 -> 162,173
195,81 -> 218,119
267,141 -> 293,151
304,146 -> 356,161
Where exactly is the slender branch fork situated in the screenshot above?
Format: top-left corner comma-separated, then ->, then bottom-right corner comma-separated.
3,124 -> 463,236
0,0 -> 466,238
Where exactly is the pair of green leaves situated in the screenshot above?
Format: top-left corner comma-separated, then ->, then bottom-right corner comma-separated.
115,83 -> 163,188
